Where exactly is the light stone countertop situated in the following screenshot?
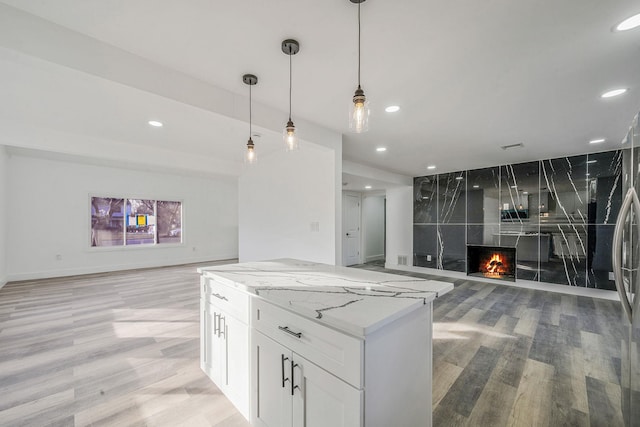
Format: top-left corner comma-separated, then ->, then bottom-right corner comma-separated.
198,259 -> 453,337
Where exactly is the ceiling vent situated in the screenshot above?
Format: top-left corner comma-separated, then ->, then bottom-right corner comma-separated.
500,143 -> 524,150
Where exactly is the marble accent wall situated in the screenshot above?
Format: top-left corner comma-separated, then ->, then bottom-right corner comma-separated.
414,149 -> 624,290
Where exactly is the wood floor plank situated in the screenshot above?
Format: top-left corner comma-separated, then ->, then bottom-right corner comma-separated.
508,359 -> 555,426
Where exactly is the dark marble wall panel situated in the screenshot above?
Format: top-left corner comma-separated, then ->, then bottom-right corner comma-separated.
437,171 -> 466,223
414,225 -> 438,268
587,150 -> 623,225
438,225 -> 466,272
539,224 -> 588,286
414,176 -> 437,223
587,224 -> 616,290
500,162 -> 539,223
467,224 -> 501,246
540,155 -> 588,225
467,167 -> 500,224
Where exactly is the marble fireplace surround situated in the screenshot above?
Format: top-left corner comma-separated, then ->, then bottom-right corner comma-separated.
413,149 -> 623,290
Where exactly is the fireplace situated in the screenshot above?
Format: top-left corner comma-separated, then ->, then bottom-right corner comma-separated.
467,245 -> 516,282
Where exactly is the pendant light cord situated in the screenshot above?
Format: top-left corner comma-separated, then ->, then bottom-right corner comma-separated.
358,1 -> 361,87
249,84 -> 252,137
289,48 -> 293,121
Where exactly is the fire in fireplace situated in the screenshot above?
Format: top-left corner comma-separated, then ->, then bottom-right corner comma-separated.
467,245 -> 516,282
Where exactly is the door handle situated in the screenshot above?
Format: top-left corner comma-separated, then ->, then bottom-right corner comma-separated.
213,312 -> 220,336
291,360 -> 300,395
218,315 -> 226,338
278,326 -> 302,339
612,187 -> 640,322
281,354 -> 290,388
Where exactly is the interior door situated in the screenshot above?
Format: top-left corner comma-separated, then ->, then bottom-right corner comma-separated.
292,354 -> 362,427
343,193 -> 361,266
252,331 -> 292,427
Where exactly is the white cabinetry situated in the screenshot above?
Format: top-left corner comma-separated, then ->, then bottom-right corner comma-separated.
252,330 -> 362,427
250,298 -> 431,427
200,277 -> 250,420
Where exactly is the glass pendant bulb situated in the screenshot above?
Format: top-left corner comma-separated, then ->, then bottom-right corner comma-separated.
284,119 -> 299,151
245,137 -> 257,164
349,85 -> 370,133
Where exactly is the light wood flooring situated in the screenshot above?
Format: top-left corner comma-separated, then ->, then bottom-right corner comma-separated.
0,262 -> 625,426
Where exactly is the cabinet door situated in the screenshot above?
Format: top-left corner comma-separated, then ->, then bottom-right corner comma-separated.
202,302 -> 216,376
292,355 -> 363,427
223,313 -> 249,419
252,331 -> 292,427
209,305 -> 225,385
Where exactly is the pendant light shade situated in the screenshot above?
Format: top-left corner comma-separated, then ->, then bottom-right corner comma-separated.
282,39 -> 300,151
243,74 -> 258,164
349,0 -> 370,133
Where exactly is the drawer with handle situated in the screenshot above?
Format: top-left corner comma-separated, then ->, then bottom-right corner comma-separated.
203,277 -> 250,323
252,297 -> 363,388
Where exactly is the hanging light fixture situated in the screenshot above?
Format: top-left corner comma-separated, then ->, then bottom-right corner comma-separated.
243,74 -> 258,164
282,39 -> 300,151
349,0 -> 369,133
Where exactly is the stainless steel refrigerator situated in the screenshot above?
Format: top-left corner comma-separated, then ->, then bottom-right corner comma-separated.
614,111 -> 640,426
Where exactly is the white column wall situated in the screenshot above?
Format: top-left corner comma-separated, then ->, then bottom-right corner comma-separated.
7,153 -> 238,281
385,186 -> 414,268
0,145 -> 7,287
239,143 -> 337,265
363,195 -> 385,262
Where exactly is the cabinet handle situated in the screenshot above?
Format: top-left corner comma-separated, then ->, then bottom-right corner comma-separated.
212,293 -> 228,301
281,354 -> 290,388
291,361 -> 300,396
278,326 -> 302,339
213,313 -> 219,336
218,315 -> 226,338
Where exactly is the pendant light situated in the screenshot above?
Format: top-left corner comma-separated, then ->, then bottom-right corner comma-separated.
349,0 -> 369,133
282,39 -> 300,151
243,74 -> 258,164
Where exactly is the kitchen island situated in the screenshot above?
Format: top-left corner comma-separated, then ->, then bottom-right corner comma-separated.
198,259 -> 453,427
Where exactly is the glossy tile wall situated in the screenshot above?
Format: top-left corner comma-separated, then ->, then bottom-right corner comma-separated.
414,149 -> 624,289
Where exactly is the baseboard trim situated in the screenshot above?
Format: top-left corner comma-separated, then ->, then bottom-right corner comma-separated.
6,254 -> 238,283
0,275 -> 6,290
385,263 -> 619,301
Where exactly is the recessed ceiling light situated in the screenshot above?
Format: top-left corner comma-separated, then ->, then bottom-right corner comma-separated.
589,138 -> 606,144
601,88 -> 628,98
376,147 -> 387,152
587,160 -> 597,164
385,105 -> 400,113
365,185 -> 372,190
473,185 -> 480,189
616,13 -> 640,31
427,165 -> 436,170
148,120 -> 163,127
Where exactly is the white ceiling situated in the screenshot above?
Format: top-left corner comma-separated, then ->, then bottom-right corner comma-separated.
1,0 -> 640,179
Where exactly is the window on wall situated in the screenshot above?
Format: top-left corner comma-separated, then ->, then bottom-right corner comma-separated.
91,197 -> 182,247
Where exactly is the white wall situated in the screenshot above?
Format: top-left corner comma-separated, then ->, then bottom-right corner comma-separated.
6,152 -> 238,281
239,144 -> 336,265
363,195 -> 385,262
385,186 -> 413,268
0,145 -> 7,287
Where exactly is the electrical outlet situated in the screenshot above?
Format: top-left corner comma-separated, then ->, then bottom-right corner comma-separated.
609,271 -> 615,281
427,255 -> 432,262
